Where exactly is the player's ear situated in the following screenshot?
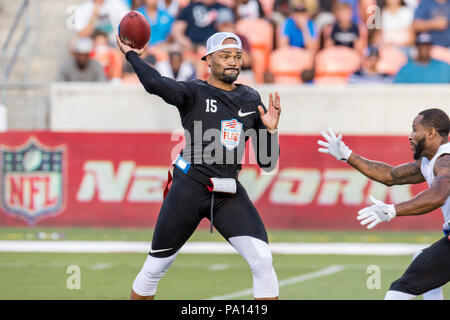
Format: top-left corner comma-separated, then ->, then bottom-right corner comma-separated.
206,54 -> 212,68
428,127 -> 437,139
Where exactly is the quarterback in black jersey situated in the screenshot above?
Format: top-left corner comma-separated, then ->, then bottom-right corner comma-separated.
117,32 -> 281,300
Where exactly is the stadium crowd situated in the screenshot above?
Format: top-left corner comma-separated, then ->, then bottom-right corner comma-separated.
59,0 -> 450,84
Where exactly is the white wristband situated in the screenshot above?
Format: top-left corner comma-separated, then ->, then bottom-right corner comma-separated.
341,149 -> 352,162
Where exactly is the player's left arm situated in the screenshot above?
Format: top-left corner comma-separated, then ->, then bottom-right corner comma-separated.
395,154 -> 450,216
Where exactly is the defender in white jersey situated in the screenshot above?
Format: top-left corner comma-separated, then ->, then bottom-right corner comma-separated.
317,108 -> 450,300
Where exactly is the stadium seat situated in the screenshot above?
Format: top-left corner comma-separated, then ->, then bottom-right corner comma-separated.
268,47 -> 314,84
431,45 -> 450,65
314,46 -> 361,83
235,18 -> 274,83
376,45 -> 408,75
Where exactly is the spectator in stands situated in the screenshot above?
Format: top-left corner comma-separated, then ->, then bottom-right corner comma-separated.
91,31 -> 123,81
315,1 -> 336,30
381,0 -> 415,47
349,46 -> 393,83
57,37 -> 106,82
155,44 -> 196,80
314,0 -> 337,50
394,33 -> 450,83
279,2 -> 319,53
136,0 -> 174,45
172,0 -> 231,51
233,0 -> 266,20
325,2 -> 362,51
75,0 -> 129,46
413,0 -> 450,47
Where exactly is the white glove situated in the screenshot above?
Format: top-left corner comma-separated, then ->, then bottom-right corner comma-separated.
357,196 -> 396,229
317,127 -> 352,161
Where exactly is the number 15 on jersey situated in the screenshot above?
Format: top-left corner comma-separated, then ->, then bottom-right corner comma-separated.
206,99 -> 217,113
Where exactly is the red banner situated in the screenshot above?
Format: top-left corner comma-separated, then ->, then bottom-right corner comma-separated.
0,132 -> 443,230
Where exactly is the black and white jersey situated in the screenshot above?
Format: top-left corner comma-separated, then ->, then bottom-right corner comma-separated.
420,142 -> 450,231
126,51 -> 279,178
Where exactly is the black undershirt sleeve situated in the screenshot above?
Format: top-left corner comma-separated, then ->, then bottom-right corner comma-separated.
125,51 -> 194,110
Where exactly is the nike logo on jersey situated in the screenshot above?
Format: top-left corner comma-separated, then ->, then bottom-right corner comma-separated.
238,110 -> 256,117
150,248 -> 173,254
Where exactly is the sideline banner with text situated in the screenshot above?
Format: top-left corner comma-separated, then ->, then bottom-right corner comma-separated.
0,132 -> 441,230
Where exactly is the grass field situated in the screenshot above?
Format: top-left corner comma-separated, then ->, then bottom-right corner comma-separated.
0,227 -> 449,300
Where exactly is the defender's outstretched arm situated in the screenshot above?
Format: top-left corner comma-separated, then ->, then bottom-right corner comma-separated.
317,127 -> 425,186
347,154 -> 425,186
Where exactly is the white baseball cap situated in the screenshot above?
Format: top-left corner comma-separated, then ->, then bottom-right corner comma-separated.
201,32 -> 242,61
74,37 -> 94,54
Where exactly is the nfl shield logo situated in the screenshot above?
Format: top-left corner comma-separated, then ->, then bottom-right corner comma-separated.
221,119 -> 243,151
1,137 -> 66,225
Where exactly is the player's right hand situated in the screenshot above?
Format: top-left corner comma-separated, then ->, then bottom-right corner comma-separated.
357,196 -> 396,229
116,35 -> 147,56
317,127 -> 352,161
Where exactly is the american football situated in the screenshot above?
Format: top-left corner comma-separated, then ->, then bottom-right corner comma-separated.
118,10 -> 151,49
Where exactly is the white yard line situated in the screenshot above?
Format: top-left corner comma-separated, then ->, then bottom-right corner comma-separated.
0,240 -> 429,255
0,262 -> 113,269
90,263 -> 113,270
208,264 -> 230,271
208,265 -> 345,300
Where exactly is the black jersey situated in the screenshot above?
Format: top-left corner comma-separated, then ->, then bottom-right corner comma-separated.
126,51 -> 279,178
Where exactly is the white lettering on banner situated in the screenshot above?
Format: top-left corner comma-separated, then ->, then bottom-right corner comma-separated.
75,162 -> 415,205
127,167 -> 167,202
390,185 -> 414,203
77,161 -> 135,202
238,168 -> 275,202
367,181 -> 413,204
317,170 -> 368,205
240,167 -> 413,206
269,169 -> 321,205
77,161 -> 168,202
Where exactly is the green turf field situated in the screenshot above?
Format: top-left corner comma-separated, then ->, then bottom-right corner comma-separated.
0,227 -> 448,300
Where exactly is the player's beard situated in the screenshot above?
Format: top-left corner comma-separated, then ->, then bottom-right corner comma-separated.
220,68 -> 240,84
412,137 -> 426,160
